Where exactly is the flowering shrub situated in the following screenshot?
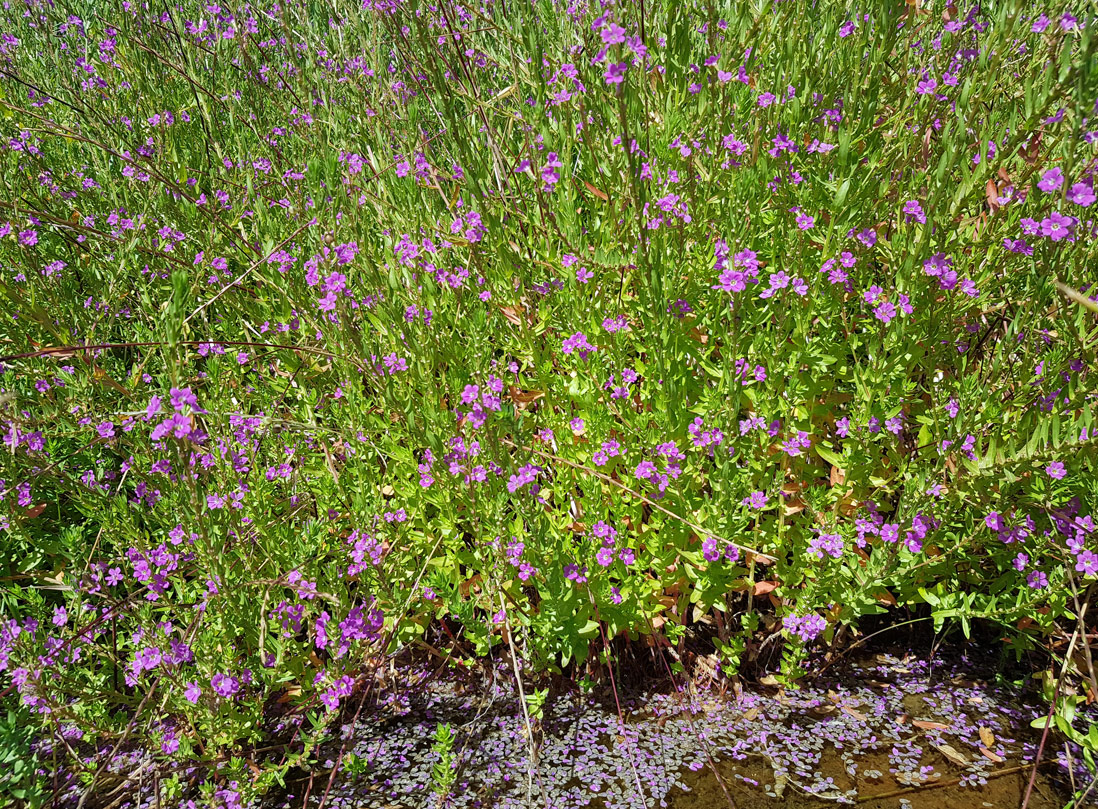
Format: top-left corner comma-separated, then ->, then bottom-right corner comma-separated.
0,0 -> 1096,801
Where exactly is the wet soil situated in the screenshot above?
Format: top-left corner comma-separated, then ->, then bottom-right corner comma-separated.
286,648 -> 1091,809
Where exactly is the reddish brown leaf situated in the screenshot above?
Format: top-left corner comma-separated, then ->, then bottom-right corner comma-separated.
276,686 -> 302,704
913,720 -> 951,730
933,742 -> 969,766
459,574 -> 482,598
24,503 -> 47,519
499,306 -> 525,326
986,178 -> 1001,213
841,705 -> 868,722
751,580 -> 779,596
581,179 -> 609,202
874,589 -> 898,607
508,386 -> 545,406
980,746 -> 1004,763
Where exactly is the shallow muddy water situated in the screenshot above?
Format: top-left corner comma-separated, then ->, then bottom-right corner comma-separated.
285,650 -> 1091,809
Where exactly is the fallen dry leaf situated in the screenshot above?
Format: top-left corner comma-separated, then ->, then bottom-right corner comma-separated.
499,306 -> 525,326
979,726 -> 995,747
508,386 -> 545,407
874,589 -> 898,607
752,580 -> 779,596
275,686 -> 302,704
913,720 -> 952,731
841,705 -> 868,722
933,742 -> 969,767
581,179 -> 609,202
980,746 -> 1004,763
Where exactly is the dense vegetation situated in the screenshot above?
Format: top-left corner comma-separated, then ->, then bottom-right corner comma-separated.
0,0 -> 1095,804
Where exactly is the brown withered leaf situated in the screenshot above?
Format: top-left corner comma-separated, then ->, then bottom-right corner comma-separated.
933,742 -> 969,767
499,306 -> 525,326
581,179 -> 609,202
508,386 -> 545,407
275,686 -> 302,704
743,707 -> 760,722
782,496 -> 806,516
24,503 -> 47,519
979,726 -> 995,747
752,580 -> 779,596
874,589 -> 898,607
689,326 -> 709,345
1020,131 -> 1042,164
980,746 -> 1004,763
459,574 -> 481,597
986,178 -> 1001,213
841,705 -> 868,722
830,464 -> 846,487
914,720 -> 952,731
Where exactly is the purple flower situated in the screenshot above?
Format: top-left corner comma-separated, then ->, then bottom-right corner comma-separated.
1075,550 -> 1098,578
210,673 -> 240,698
604,62 -> 628,85
1067,182 -> 1096,207
1027,570 -> 1049,589
916,78 -> 937,95
743,491 -> 768,509
809,533 -> 843,560
902,200 -> 926,224
1041,211 -> 1075,241
1046,461 -> 1066,480
97,422 -> 115,438
784,612 -> 827,642
874,300 -> 897,324
1037,167 -> 1064,192
561,332 -> 595,359
601,22 -> 627,45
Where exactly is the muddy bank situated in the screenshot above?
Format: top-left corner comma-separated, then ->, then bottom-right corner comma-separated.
285,650 -> 1091,809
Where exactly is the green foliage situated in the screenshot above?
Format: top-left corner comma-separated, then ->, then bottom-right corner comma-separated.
0,0 -> 1094,796
430,722 -> 458,802
0,708 -> 46,808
